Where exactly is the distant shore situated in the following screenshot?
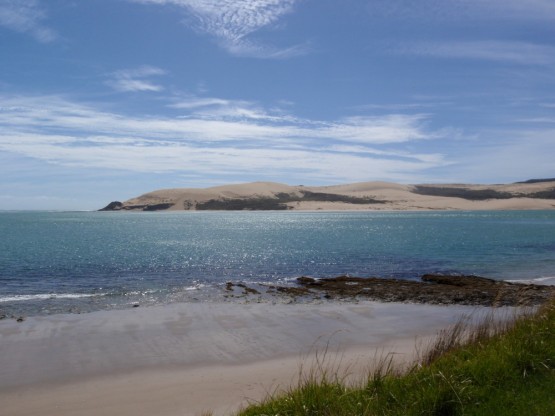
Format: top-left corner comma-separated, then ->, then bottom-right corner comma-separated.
100,179 -> 555,212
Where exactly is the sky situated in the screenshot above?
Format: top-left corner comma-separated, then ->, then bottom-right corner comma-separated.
1,0 -> 554,210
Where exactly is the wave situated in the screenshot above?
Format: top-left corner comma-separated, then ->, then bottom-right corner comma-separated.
507,276 -> 555,286
0,293 -> 102,303
184,283 -> 206,291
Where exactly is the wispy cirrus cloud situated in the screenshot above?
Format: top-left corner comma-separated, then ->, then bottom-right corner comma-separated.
106,66 -> 167,92
400,41 -> 555,66
0,94 -> 447,183
0,94 -> 434,145
0,0 -> 56,42
128,0 -> 307,58
168,95 -> 300,122
169,96 -> 231,110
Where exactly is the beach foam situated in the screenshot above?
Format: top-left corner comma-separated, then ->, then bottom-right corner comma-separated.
0,293 -> 101,303
507,276 -> 555,286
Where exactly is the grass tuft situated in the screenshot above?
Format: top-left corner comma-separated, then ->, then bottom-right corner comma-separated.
236,299 -> 555,416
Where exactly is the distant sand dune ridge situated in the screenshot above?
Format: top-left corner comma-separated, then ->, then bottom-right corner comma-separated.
100,179 -> 555,211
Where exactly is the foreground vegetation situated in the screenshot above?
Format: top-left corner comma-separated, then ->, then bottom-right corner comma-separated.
236,299 -> 555,416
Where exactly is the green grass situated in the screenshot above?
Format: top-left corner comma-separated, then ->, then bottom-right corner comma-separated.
235,299 -> 555,416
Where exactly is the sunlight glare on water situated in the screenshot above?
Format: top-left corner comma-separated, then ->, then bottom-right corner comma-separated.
1,210 -> 554,315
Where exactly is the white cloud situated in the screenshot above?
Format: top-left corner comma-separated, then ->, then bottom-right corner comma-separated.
401,41 -> 555,65
0,95 -> 436,145
129,0 -> 307,58
0,94 -> 448,183
0,0 -> 56,42
169,96 -> 300,122
320,115 -> 432,144
221,37 -> 310,59
0,133 -> 444,183
326,144 -> 446,164
4,95 -> 552,185
106,66 -> 167,92
169,97 -> 231,110
132,0 -> 296,38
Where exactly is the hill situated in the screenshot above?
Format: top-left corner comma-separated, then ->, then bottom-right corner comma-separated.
100,180 -> 555,211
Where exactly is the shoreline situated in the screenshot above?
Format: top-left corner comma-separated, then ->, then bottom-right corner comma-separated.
3,273 -> 554,321
0,300 -> 501,416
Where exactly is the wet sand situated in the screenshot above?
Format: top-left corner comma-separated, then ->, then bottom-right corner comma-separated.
0,301 -> 503,416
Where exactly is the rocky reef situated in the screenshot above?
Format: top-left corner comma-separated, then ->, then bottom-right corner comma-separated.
234,274 -> 555,307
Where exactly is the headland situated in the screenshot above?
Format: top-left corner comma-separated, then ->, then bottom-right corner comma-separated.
100,179 -> 555,212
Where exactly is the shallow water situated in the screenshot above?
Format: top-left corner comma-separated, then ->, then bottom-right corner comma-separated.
1,210 -> 554,316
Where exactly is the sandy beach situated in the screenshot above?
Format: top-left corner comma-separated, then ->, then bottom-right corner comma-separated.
0,300 -> 501,416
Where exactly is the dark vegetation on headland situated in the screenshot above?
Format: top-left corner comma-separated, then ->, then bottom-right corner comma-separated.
412,186 -> 515,200
195,197 -> 288,210
196,191 -> 386,211
413,185 -> 555,201
99,201 -> 174,211
516,178 -> 555,184
100,191 -> 387,211
235,297 -> 555,416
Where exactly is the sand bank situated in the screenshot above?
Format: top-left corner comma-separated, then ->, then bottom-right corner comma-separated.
0,301 -> 504,416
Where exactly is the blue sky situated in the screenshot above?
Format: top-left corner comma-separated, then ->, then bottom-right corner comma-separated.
1,0 -> 554,210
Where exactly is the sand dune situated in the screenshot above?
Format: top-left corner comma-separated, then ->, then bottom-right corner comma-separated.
100,179 -> 555,211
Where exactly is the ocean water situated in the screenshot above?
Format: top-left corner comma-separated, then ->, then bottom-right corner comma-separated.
1,210 -> 555,316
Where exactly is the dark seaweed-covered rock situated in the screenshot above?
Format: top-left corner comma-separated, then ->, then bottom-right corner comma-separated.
297,276 -> 321,285
289,274 -> 555,307
421,274 -> 498,286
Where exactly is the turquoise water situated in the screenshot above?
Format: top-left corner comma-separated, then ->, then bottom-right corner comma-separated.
1,211 -> 555,316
